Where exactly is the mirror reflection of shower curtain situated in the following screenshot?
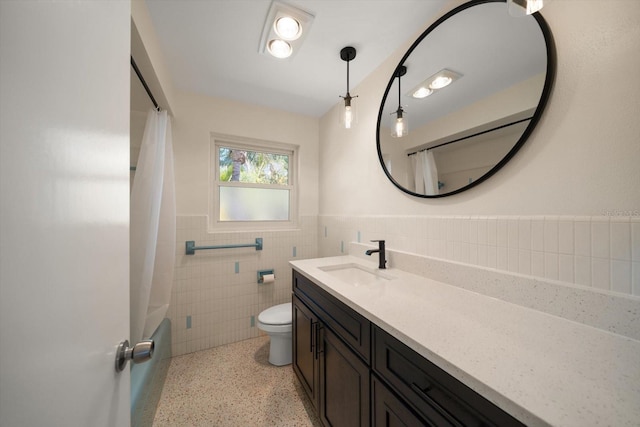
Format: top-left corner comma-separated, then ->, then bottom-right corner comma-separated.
130,109 -> 175,345
413,150 -> 439,195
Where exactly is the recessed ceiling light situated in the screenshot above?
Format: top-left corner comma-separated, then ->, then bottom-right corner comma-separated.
429,75 -> 453,90
274,16 -> 301,40
412,87 -> 433,99
259,1 -> 314,60
267,39 -> 292,58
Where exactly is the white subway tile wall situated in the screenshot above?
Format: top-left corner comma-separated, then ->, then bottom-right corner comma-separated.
166,214 -> 639,356
167,215 -> 318,356
318,215 -> 640,298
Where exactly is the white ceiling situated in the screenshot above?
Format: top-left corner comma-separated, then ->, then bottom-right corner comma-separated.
142,0 -> 448,117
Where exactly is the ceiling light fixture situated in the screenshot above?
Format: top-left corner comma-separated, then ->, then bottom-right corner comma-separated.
268,39 -> 292,59
259,1 -> 314,59
339,46 -> 358,129
274,16 -> 301,40
507,0 -> 547,17
429,75 -> 453,90
412,87 -> 433,99
409,69 -> 462,99
391,65 -> 408,138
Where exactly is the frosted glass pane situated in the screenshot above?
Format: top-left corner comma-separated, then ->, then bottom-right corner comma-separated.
220,187 -> 289,221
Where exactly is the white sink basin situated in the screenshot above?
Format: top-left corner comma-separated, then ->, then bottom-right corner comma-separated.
319,263 -> 395,286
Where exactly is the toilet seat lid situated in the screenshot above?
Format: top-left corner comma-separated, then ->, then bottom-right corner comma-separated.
258,302 -> 292,325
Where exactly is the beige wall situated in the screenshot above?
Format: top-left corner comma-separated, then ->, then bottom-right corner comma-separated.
318,0 -> 640,297
131,0 -> 321,355
131,0 -> 176,114
172,91 -> 320,217
320,0 -> 640,216
135,0 -> 640,355
165,92 -> 320,355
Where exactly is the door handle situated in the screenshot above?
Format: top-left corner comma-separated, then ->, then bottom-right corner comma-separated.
115,339 -> 154,372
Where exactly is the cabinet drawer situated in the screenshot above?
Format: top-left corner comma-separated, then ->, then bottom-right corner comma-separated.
372,374 -> 444,427
293,270 -> 371,363
373,326 -> 524,427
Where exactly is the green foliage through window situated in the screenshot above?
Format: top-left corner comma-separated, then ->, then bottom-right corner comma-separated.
219,147 -> 289,185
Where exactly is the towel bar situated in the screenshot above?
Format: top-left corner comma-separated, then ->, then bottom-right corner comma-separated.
185,238 -> 263,255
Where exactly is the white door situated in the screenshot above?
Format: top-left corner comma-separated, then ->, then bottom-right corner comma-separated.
0,1 -> 132,426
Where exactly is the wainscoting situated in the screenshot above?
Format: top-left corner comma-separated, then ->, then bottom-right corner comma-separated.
319,214 -> 640,296
166,215 -> 318,356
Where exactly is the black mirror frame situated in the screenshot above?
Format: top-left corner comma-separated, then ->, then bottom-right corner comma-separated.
376,0 -> 556,198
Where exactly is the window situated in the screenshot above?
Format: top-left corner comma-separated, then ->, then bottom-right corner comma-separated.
211,134 -> 297,229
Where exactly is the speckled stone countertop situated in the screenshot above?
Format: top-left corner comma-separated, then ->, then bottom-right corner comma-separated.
290,255 -> 640,427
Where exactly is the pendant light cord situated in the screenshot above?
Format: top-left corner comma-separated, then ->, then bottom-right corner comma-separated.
397,71 -> 401,108
338,46 -> 357,102
346,60 -> 350,95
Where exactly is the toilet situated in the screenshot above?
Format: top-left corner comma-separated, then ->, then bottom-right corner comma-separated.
257,302 -> 292,366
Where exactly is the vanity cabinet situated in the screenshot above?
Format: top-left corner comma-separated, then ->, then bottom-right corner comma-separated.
293,269 -> 524,427
293,271 -> 370,427
372,325 -> 525,427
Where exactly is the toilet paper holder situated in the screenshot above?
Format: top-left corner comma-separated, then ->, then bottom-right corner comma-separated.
257,269 -> 275,284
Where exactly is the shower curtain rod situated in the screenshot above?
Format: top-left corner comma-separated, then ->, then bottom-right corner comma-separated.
407,116 -> 533,156
131,56 -> 160,111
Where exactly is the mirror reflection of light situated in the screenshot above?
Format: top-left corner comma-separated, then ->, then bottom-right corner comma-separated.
275,16 -> 301,40
391,107 -> 408,138
268,39 -> 292,58
508,0 -> 546,16
407,69 -> 462,101
525,0 -> 545,14
395,118 -> 405,136
429,76 -> 453,89
412,87 -> 433,98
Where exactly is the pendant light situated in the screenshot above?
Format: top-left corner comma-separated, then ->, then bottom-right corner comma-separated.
339,46 -> 358,129
391,65 -> 408,138
507,0 -> 547,17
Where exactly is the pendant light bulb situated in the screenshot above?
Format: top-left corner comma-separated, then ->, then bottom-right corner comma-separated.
343,96 -> 354,129
391,106 -> 409,138
391,65 -> 408,138
392,107 -> 408,138
338,47 -> 358,129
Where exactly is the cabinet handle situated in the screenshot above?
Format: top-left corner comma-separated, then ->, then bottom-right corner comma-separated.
314,323 -> 324,360
410,383 -> 464,427
310,320 -> 316,354
317,324 -> 324,357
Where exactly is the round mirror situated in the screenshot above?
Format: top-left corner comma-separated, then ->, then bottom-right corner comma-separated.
377,0 -> 555,198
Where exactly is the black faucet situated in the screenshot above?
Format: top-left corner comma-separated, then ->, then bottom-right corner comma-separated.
365,240 -> 386,269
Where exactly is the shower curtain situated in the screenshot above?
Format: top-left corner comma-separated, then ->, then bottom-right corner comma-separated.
413,150 -> 439,196
130,109 -> 175,345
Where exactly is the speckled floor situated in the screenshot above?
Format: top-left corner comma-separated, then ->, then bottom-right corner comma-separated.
153,336 -> 322,426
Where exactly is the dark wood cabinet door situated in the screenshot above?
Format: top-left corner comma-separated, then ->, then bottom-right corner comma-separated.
293,295 -> 319,408
373,375 -> 432,427
293,270 -> 371,362
319,326 -> 370,427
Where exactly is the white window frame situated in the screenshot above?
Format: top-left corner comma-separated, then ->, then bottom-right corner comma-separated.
209,133 -> 299,231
